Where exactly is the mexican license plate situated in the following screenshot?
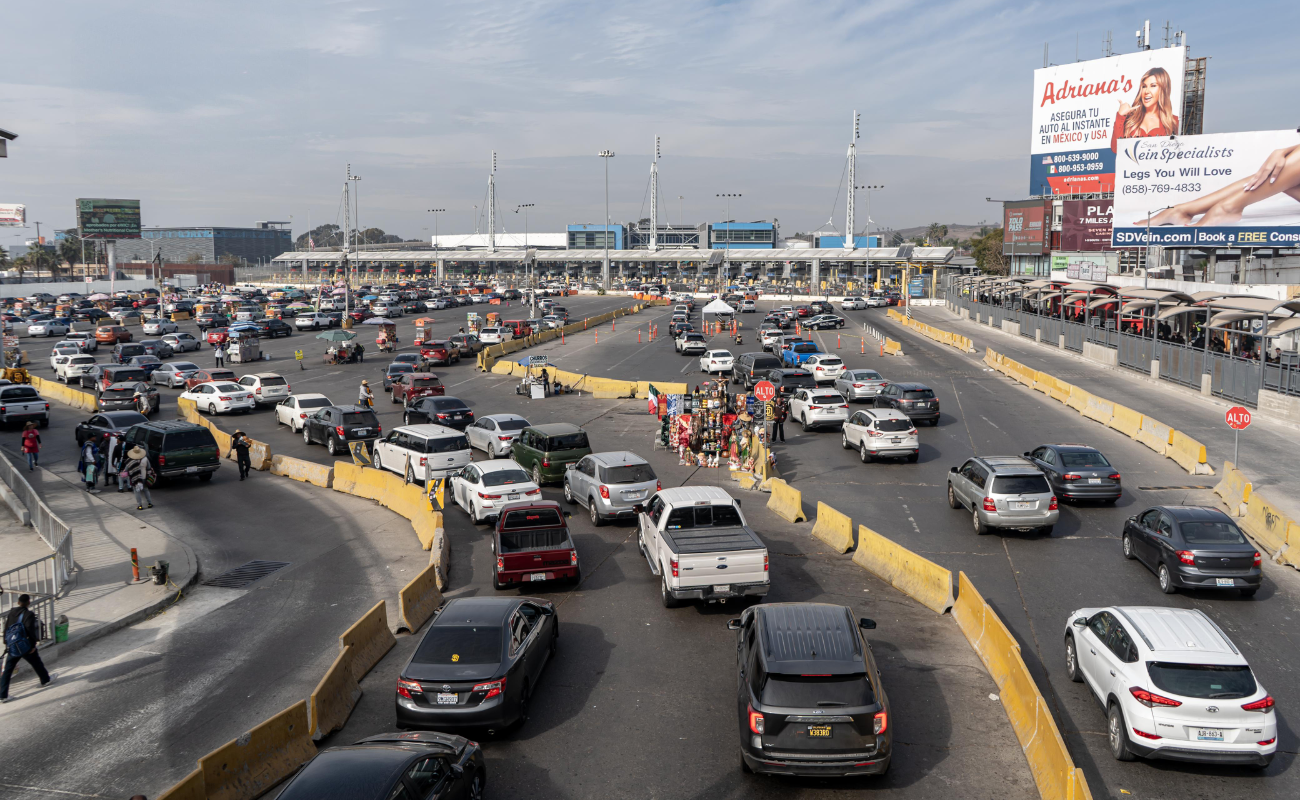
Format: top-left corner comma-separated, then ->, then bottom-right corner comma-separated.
807,726 -> 832,738
530,573 -> 547,582
436,692 -> 457,705
508,493 -> 520,501
1088,478 -> 1101,484
891,438 -> 901,444
354,428 -> 370,436
1196,728 -> 1224,742
1012,501 -> 1032,510
713,584 -> 730,594
1216,578 -> 1235,587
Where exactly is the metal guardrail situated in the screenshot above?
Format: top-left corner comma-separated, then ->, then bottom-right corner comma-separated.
0,452 -> 74,642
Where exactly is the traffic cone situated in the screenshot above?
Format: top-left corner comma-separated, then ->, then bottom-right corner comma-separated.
837,334 -> 841,349
562,329 -> 565,345
612,319 -> 616,332
595,330 -> 598,344
860,338 -> 865,354
638,330 -> 642,342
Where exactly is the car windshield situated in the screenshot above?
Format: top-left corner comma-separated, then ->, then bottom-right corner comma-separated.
1059,451 -> 1111,468
876,418 -> 912,432
851,371 -> 882,380
497,419 -> 528,431
165,430 -> 216,450
426,435 -> 469,454
1147,662 -> 1256,699
482,469 -> 530,487
903,389 -> 935,400
412,627 -> 501,666
1180,521 -> 1248,545
111,370 -> 148,382
601,463 -> 656,484
342,411 -> 379,426
760,674 -> 874,708
811,395 -> 842,405
546,432 -> 589,451
664,504 -> 743,529
991,475 -> 1051,494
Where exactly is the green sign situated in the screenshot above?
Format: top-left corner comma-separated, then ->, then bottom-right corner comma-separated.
76,198 -> 141,239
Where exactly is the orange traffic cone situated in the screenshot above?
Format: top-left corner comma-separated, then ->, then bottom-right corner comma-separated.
837,334 -> 841,349
595,329 -> 598,344
860,338 -> 865,354
638,330 -> 642,343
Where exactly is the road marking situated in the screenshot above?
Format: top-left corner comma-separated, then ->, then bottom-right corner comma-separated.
288,370 -> 342,384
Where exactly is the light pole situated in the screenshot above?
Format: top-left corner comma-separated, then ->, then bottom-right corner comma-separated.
598,150 -> 615,290
427,208 -> 445,284
677,196 -> 684,225
515,203 -> 534,291
716,193 -> 741,290
853,185 -> 883,289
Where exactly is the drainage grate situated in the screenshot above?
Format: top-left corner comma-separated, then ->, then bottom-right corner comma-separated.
203,560 -> 291,589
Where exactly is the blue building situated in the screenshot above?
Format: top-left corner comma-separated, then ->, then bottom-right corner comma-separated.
705,222 -> 776,249
813,235 -> 880,248
567,224 -> 624,250
112,223 -> 293,264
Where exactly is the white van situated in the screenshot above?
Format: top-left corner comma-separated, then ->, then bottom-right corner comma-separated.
371,424 -> 472,483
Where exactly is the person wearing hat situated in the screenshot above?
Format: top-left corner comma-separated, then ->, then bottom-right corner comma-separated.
124,446 -> 154,510
231,430 -> 252,480
358,379 -> 374,409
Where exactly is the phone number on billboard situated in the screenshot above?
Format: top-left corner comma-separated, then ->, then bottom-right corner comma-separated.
1122,183 -> 1202,195
1057,151 -> 1103,163
1054,161 -> 1105,174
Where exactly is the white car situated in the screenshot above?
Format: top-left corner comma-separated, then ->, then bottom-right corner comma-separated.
237,372 -> 290,405
49,343 -> 83,369
450,459 -> 541,524
698,349 -> 734,374
181,381 -> 256,415
295,313 -> 332,330
1064,606 -> 1276,767
867,295 -> 888,308
57,354 -> 98,383
372,424 -> 471,484
61,332 -> 98,352
371,301 -> 403,318
788,388 -> 849,431
28,319 -> 70,337
477,327 -> 513,345
741,299 -> 757,313
143,319 -> 179,335
803,353 -> 845,383
465,413 -> 531,458
274,393 -> 333,431
759,328 -> 784,351
150,361 -> 200,388
161,332 -> 202,352
842,408 -> 918,462
841,296 -> 867,310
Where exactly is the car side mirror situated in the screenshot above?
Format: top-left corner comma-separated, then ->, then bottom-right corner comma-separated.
1072,617 -> 1087,628
566,463 -> 576,470
449,764 -> 464,778
1022,451 -> 1031,458
858,618 -> 877,630
633,504 -> 644,514
726,618 -> 742,631
540,605 -> 555,616
949,466 -> 958,473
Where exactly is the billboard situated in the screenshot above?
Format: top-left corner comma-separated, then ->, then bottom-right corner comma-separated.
0,203 -> 24,227
76,198 -> 141,239
1030,47 -> 1185,195
1003,201 -> 1049,255
1112,129 -> 1300,248
1061,199 -> 1113,250
1051,252 -> 1118,281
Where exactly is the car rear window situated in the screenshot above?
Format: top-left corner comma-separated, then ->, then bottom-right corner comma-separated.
0,387 -> 40,400
851,370 -> 882,380
482,469 -> 530,487
791,343 -> 818,353
783,373 -> 816,388
875,418 -> 912,432
903,389 -> 935,399
749,356 -> 782,370
429,398 -> 467,411
991,475 -> 1051,494
343,411 -> 379,427
665,504 -> 743,529
388,364 -> 414,374
1059,451 -> 1111,468
1147,662 -> 1256,699
110,369 -> 148,382
259,376 -> 288,386
500,508 -> 565,530
811,394 -> 843,406
546,432 -> 589,451
164,429 -> 217,450
601,463 -> 656,484
425,435 -> 469,454
102,387 -> 136,397
412,627 -> 501,665
497,419 -> 528,431
1180,521 -> 1248,545
760,674 -> 874,708
817,357 -> 843,366
412,377 -> 442,388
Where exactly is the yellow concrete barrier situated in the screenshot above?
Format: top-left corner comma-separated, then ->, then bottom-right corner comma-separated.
1032,371 -> 1055,394
1168,430 -> 1215,475
883,338 -> 902,356
399,561 -> 443,633
1240,491 -> 1294,555
951,571 -> 1021,688
171,311 -> 192,321
309,645 -> 361,740
1212,461 -> 1252,517
155,768 -> 205,800
1000,648 -> 1084,800
1080,394 -> 1114,426
1135,416 -> 1173,455
809,502 -> 853,553
852,524 -> 953,613
1065,385 -> 1091,413
270,454 -> 334,488
1047,379 -> 1073,404
340,601 -> 396,682
765,478 -> 807,523
983,348 -> 1001,369
332,460 -> 360,494
1107,403 -> 1143,439
199,700 -> 316,800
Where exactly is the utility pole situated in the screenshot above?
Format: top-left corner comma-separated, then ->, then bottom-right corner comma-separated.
845,111 -> 859,252
650,136 -> 660,252
677,196 -> 684,225
515,204 -> 534,290
599,150 -> 615,291
488,151 -> 497,253
857,185 -> 883,288
428,208 -> 444,284
716,193 -> 740,290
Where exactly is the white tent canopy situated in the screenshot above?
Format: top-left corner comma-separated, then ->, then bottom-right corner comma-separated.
702,298 -> 735,315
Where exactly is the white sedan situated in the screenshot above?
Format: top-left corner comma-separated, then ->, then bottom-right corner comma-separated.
181,381 -> 256,415
48,343 -> 83,369
162,332 -> 203,352
274,393 -> 334,431
28,319 -> 70,337
699,349 -> 734,374
450,460 -> 542,524
788,388 -> 850,432
143,319 -> 179,335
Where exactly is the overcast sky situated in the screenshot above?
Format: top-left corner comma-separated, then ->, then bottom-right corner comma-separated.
2,0 -> 1295,244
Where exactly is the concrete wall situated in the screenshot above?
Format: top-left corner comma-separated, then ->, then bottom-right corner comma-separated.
0,279 -> 158,299
1082,341 -> 1118,367
1258,389 -> 1300,425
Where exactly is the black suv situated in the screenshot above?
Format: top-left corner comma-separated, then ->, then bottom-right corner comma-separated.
123,420 -> 221,484
731,353 -> 784,388
302,405 -> 381,457
195,312 -> 230,331
761,368 -> 817,397
113,342 -> 148,364
729,602 -> 890,777
874,381 -> 940,425
255,318 -> 294,338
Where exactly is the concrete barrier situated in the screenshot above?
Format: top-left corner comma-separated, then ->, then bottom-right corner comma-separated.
1032,371 -> 1055,394
852,524 -> 953,614
1047,379 -> 1073,405
1240,491 -> 1294,555
1167,430 -> 1214,475
999,646 -> 1085,800
1212,461 -> 1252,517
1136,416 -> 1174,455
765,478 -> 807,523
340,601 -> 397,682
883,338 -> 902,356
1080,394 -> 1114,426
32,375 -> 98,411
155,769 -> 205,800
309,645 -> 361,740
270,454 -> 334,488
1065,385 -> 1092,413
332,460 -> 360,494
1107,403 -> 1143,439
399,561 -> 443,633
199,700 -> 316,800
809,502 -> 853,553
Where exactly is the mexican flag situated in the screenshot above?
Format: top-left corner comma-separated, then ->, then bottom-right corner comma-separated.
647,384 -> 662,415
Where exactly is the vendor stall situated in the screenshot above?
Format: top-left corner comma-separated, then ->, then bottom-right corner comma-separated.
658,381 -> 763,469
228,336 -> 262,364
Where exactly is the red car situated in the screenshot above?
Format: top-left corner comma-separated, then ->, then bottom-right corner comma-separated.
390,372 -> 446,405
419,340 -> 459,366
491,500 -> 579,589
348,309 -> 368,322
184,368 -> 237,390
206,327 -> 230,344
794,305 -> 811,317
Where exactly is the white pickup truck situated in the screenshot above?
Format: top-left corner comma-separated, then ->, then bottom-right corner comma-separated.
0,384 -> 50,428
635,485 -> 769,607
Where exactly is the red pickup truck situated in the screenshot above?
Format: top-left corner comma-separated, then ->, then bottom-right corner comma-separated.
390,372 -> 446,405
490,501 -> 579,589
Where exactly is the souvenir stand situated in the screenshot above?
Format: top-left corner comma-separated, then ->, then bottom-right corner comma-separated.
657,381 -> 766,471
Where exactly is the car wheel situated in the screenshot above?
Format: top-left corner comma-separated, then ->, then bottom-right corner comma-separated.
660,575 -> 679,608
1065,635 -> 1083,683
208,402 -> 218,415
860,442 -> 873,464
590,500 -> 603,527
841,432 -> 851,450
303,427 -> 312,445
564,481 -> 576,504
391,391 -> 399,404
327,436 -> 339,457
801,413 -> 810,432
468,773 -> 484,800
532,464 -> 543,486
1157,563 -> 1176,594
373,450 -> 383,471
515,683 -> 531,728
405,464 -> 417,484
972,508 -> 989,535
1121,534 -> 1135,560
1107,703 -> 1136,761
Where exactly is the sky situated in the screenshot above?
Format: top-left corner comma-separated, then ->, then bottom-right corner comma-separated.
1,0 -> 1296,245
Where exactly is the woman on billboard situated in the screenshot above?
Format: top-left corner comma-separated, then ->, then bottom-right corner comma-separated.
1109,67 -> 1179,153
1138,144 -> 1300,226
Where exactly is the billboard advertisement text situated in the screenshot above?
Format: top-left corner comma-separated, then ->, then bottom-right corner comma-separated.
1051,251 -> 1117,281
1030,47 -> 1185,195
1003,201 -> 1048,255
0,204 -> 25,227
1112,129 -> 1300,248
76,198 -> 141,239
1061,199 -> 1113,250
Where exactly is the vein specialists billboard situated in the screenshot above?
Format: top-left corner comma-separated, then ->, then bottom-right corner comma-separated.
1112,129 -> 1300,248
1030,47 -> 1185,196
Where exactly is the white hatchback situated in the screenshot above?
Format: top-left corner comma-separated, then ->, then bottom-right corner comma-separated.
182,381 -> 256,415
842,408 -> 918,462
237,372 -> 291,405
450,459 -> 541,524
699,349 -> 734,374
478,327 -> 513,345
274,393 -> 333,431
788,388 -> 849,431
803,353 -> 845,383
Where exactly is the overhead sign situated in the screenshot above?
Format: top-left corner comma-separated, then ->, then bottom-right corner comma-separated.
1225,406 -> 1252,430
1112,129 -> 1300,249
0,203 -> 24,227
1030,47 -> 1185,195
1061,200 -> 1113,251
76,198 -> 141,239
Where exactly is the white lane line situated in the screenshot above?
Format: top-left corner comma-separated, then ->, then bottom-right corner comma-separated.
288,370 -> 342,384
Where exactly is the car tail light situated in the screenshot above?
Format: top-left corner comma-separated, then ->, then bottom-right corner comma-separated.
478,491 -> 502,499
542,459 -> 550,468
867,429 -> 882,437
335,425 -> 346,438
670,558 -> 679,578
158,454 -> 166,466
255,388 -> 262,394
496,555 -> 504,572
396,677 -> 422,699
656,480 -> 662,491
982,497 -> 997,512
1048,496 -> 1058,511
570,551 -> 578,566
873,710 -> 888,734
1131,727 -> 1161,740
1176,550 -> 1196,566
907,428 -> 917,435
1109,473 -> 1121,481
748,704 -> 765,734
763,553 -> 769,572
419,457 -> 427,467
1242,695 -> 1275,712
852,383 -> 865,388
498,435 -> 512,441
1062,473 -> 1082,482
375,425 -> 381,433
1258,737 -> 1277,745
1253,551 -> 1262,567
299,412 -> 307,419
599,485 -> 610,500
526,488 -> 540,496
1129,686 -> 1182,707
473,678 -> 505,699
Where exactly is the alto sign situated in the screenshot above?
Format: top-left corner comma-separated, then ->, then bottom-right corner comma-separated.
1225,406 -> 1252,430
753,380 -> 777,402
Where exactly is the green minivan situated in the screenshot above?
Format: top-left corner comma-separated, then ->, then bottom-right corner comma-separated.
123,420 -> 222,485
511,423 -> 592,485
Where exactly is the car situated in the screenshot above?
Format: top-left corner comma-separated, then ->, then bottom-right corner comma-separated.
946,455 -> 1059,535
205,327 -> 231,345
802,353 -> 845,383
95,325 -> 132,344
383,362 -> 416,391
74,410 -> 149,446
1023,444 -> 1122,503
151,361 -> 201,388
420,340 -> 459,366
805,313 -> 846,330
867,294 -> 888,308
274,393 -> 334,431
0,385 -> 50,428
272,731 -> 486,800
842,408 -> 918,463
874,381 -> 940,425
82,365 -> 150,394
181,381 -> 256,415
788,388 -> 849,431
295,313 -> 333,330
395,595 -> 558,732
780,341 -> 823,366
404,396 -> 473,429
183,368 -> 237,390
740,299 -> 757,313
699,349 -> 734,375
194,312 -> 229,331
448,334 -> 483,357
511,423 -> 592,486
371,301 -> 403,318
449,460 -> 542,524
142,319 -> 178,335
122,420 -> 221,483
563,451 -> 658,526
61,332 -> 98,352
108,310 -> 144,326
833,368 -> 888,401
27,318 -> 70,337
488,500 -> 580,589
254,318 -> 294,338
729,602 -> 890,777
1121,506 -> 1262,595
759,328 -> 785,352
761,368 -> 817,397
112,342 -> 148,364
72,308 -> 111,325
97,381 -> 160,414
477,327 -> 513,345
56,353 -> 99,383
676,332 -> 707,355
794,305 -> 811,318
465,413 -> 530,458
373,424 -> 472,484
236,372 -> 290,405
302,405 -> 382,457
393,353 -> 423,367
48,342 -> 83,368
127,355 -> 165,377
138,339 -> 174,359
730,353 -> 783,389
392,372 -> 446,405
842,296 -> 867,310
1063,606 -> 1275,766
160,332 -> 202,352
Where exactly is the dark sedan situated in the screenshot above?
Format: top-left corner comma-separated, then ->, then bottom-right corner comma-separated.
405,396 -> 473,429
1122,505 -> 1262,596
805,314 -> 846,330
274,732 -> 485,800
195,313 -> 230,331
384,362 -> 416,391
98,381 -> 160,414
874,381 -> 940,425
761,368 -> 816,397
448,334 -> 483,358
75,410 -> 149,445
396,596 -> 557,733
1024,444 -> 1121,503
254,318 -> 294,338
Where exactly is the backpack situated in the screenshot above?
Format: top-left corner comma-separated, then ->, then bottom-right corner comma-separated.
5,611 -> 33,657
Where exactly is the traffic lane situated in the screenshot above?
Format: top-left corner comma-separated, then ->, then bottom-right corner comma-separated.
327,403 -> 1035,800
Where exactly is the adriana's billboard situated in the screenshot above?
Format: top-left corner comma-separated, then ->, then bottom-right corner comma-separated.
1112,129 -> 1300,248
1030,47 -> 1185,195
1061,200 -> 1113,250
76,198 -> 141,239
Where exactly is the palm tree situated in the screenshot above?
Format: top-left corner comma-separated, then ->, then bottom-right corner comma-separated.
0,245 -> 9,271
59,235 -> 85,277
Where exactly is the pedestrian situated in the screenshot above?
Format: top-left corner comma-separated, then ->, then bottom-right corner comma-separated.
125,446 -> 154,510
356,341 -> 365,363
78,436 -> 101,493
772,396 -> 788,443
214,343 -> 226,367
1,594 -> 53,703
540,367 -> 550,396
231,430 -> 252,480
358,379 -> 374,409
20,421 -> 40,471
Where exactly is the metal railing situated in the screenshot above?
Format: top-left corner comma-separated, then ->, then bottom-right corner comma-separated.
0,452 -> 74,641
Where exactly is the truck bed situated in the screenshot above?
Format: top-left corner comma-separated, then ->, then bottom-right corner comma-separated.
660,526 -> 764,554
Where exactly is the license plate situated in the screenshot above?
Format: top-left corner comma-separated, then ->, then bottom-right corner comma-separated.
1196,728 -> 1224,742
354,428 -> 370,436
807,726 -> 832,738
508,493 -> 519,501
454,414 -> 464,419
1088,478 -> 1101,484
530,573 -> 547,582
186,466 -> 198,474
713,584 -> 730,593
436,692 -> 457,705
1216,578 -> 1235,587
891,438 -> 901,444
1012,501 -> 1032,510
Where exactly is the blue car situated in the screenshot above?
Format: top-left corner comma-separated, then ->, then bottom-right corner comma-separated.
781,341 -> 823,366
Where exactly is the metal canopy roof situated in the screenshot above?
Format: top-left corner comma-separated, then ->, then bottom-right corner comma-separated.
272,246 -> 954,264
1117,288 -> 1196,304
1205,297 -> 1300,315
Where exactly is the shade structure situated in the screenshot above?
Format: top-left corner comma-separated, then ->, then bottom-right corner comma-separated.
316,329 -> 357,342
702,298 -> 735,314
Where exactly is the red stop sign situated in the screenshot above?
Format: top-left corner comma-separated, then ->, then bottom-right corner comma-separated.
1226,406 -> 1252,430
754,380 -> 777,402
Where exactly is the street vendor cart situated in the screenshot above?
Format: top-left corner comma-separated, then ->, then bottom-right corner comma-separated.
227,336 -> 262,364
374,320 -> 399,353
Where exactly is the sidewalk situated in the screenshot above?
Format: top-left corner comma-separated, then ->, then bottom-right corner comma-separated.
901,303 -> 1300,523
0,455 -> 198,662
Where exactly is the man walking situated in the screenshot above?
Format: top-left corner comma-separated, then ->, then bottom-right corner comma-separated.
231,430 -> 252,480
125,446 -> 154,510
772,396 -> 788,443
214,343 -> 226,367
2,594 -> 53,703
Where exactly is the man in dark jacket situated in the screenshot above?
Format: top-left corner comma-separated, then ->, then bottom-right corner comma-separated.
772,396 -> 788,443
231,430 -> 252,480
2,594 -> 53,702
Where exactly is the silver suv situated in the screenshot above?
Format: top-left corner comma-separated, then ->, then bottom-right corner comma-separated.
564,451 -> 659,526
946,456 -> 1058,534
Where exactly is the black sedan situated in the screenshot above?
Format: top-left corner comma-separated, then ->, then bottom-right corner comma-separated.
405,396 -> 474,429
1023,443 -> 1121,503
98,382 -> 160,414
873,381 -> 940,425
1121,505 -> 1262,596
274,731 -> 485,800
254,318 -> 294,338
396,596 -> 557,733
75,410 -> 149,445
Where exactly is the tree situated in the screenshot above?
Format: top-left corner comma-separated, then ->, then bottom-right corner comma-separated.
59,233 -> 88,274
925,223 -> 948,244
0,245 -> 8,271
971,228 -> 1008,275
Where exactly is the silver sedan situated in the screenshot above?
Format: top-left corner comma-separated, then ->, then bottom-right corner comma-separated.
151,361 -> 201,388
834,369 -> 889,402
465,413 -> 531,458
